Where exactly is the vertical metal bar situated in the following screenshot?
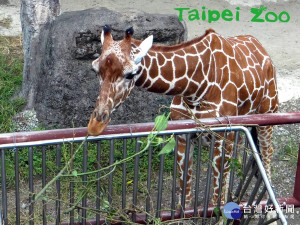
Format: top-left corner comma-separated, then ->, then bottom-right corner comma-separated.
217,133 -> 227,209
180,134 -> 191,218
55,145 -> 61,225
248,175 -> 263,205
255,186 -> 267,208
234,156 -> 254,201
146,144 -> 152,222
241,187 -> 268,225
238,164 -> 258,202
122,139 -> 127,210
96,141 -> 101,225
242,137 -> 249,174
156,135 -> 165,218
42,146 -> 47,225
132,138 -> 141,223
1,149 -> 8,225
14,148 -> 20,225
108,139 -> 114,204
194,135 -> 202,219
28,147 -> 34,225
171,136 -> 178,220
0,208 -> 2,225
255,187 -> 269,223
239,175 -> 265,225
293,144 -> 300,202
69,144 -> 74,225
82,142 -> 88,225
202,135 -> 215,224
227,131 -> 240,201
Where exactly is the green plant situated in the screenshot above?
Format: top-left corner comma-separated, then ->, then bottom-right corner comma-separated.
0,36 -> 25,133
278,136 -> 298,164
29,113 -> 175,223
227,157 -> 243,178
35,113 -> 175,196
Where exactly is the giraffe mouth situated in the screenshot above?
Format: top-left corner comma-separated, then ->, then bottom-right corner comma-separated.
87,110 -> 111,136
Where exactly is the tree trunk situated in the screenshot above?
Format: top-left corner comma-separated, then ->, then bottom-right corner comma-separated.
19,0 -> 60,109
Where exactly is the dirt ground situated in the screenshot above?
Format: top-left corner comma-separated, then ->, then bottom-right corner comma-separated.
1,0 -> 300,224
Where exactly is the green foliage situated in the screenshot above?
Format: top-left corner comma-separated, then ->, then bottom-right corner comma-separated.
31,113 -> 177,217
227,157 -> 243,178
278,136 -> 298,165
158,136 -> 176,155
154,113 -> 170,132
213,207 -> 220,220
0,36 -> 25,133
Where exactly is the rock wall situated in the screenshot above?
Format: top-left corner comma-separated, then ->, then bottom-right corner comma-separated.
30,7 -> 186,128
19,0 -> 60,108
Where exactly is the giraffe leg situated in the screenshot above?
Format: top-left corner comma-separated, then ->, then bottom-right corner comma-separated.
256,126 -> 278,225
256,126 -> 274,180
177,135 -> 195,207
212,133 -> 235,205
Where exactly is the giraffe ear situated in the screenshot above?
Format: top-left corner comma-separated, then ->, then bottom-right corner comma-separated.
125,27 -> 134,40
101,25 -> 112,45
134,35 -> 153,64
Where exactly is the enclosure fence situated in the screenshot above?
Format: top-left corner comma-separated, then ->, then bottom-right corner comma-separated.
0,112 -> 300,225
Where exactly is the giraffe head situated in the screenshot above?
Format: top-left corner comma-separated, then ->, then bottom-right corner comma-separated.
87,25 -> 153,136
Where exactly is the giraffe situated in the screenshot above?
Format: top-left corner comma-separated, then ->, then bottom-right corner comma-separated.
87,25 -> 279,206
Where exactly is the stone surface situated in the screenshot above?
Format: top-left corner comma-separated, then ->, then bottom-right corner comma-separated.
13,110 -> 39,132
0,0 -> 9,4
31,7 -> 186,128
19,0 -> 60,108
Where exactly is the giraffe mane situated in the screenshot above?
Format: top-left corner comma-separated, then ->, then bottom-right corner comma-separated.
132,29 -> 215,52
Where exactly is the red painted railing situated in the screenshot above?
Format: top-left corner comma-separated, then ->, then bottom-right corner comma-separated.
1,111 -> 300,225
1,112 -> 300,146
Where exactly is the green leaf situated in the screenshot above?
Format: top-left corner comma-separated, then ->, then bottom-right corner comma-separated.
214,207 -> 220,218
72,170 -> 78,177
221,206 -> 228,224
158,138 -> 175,155
154,113 -> 169,132
153,137 -> 164,146
148,133 -> 154,140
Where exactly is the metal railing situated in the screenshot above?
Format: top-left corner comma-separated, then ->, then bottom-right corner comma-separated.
0,112 -> 300,225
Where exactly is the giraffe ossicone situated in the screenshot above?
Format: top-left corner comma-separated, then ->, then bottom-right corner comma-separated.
87,25 -> 279,207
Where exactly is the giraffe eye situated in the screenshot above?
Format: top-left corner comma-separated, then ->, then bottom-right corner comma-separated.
124,71 -> 136,79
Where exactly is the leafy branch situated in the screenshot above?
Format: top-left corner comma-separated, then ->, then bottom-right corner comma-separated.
34,113 -> 176,213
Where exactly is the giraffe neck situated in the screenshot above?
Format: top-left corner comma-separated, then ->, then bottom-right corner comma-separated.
133,34 -> 215,105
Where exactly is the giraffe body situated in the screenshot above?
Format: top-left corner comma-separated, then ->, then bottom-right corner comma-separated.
88,26 -> 278,206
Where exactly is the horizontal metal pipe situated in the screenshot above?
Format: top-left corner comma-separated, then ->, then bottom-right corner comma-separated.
0,127 -> 241,149
1,112 -> 300,146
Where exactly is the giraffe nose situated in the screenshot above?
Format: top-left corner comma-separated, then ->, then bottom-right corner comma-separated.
94,110 -> 109,123
87,109 -> 111,136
